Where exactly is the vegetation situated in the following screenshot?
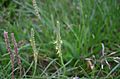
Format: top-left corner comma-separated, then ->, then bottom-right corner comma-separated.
0,0 -> 120,79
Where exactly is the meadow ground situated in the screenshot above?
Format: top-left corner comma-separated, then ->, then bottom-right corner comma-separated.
0,0 -> 120,79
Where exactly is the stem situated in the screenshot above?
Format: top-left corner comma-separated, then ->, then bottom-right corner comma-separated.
60,55 -> 66,75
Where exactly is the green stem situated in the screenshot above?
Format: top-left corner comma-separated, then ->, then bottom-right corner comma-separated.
60,55 -> 66,75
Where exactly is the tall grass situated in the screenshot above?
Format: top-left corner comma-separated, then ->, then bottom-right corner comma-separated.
0,0 -> 120,78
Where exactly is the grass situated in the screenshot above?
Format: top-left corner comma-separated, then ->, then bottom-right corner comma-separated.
0,0 -> 120,78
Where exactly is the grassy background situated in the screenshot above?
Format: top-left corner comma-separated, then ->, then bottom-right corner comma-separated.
0,0 -> 120,78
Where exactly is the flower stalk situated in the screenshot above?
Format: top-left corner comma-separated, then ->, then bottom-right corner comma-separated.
4,31 -> 15,79
30,28 -> 38,77
54,21 -> 66,75
11,33 -> 22,77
